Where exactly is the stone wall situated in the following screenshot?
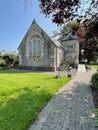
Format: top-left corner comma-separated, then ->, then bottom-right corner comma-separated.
62,40 -> 79,67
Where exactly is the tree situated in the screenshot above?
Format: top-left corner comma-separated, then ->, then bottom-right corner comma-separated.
60,20 -> 79,38
2,54 -> 18,67
38,0 -> 98,25
79,19 -> 98,63
39,0 -> 80,25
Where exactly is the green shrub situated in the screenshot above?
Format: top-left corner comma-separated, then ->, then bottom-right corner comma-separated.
91,72 -> 98,89
94,109 -> 98,126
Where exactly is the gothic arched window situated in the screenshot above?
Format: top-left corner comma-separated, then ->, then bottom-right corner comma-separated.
37,39 -> 41,56
29,38 -> 42,57
33,39 -> 36,56
29,41 -> 32,56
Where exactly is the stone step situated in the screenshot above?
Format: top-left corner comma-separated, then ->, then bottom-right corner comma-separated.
78,64 -> 86,72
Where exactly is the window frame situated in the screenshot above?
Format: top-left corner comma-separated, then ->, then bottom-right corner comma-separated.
28,38 -> 42,57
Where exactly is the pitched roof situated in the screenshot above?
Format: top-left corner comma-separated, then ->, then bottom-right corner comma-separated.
18,19 -> 62,49
63,32 -> 78,41
33,20 -> 63,48
50,36 -> 64,49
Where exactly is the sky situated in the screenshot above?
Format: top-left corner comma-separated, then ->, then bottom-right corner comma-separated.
0,0 -> 58,51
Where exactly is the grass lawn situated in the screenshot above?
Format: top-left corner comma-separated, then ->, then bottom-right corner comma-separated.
88,64 -> 98,69
0,70 -> 71,130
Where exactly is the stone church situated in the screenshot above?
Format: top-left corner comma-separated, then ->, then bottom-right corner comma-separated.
18,19 -> 79,71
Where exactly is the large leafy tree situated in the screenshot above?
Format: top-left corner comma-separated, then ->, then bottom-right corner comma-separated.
82,19 -> 98,63
38,0 -> 98,25
39,0 -> 80,25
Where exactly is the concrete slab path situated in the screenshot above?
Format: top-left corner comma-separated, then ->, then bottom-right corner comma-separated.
28,69 -> 98,130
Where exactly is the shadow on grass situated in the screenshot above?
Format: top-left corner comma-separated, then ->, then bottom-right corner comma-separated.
0,69 -> 30,74
0,70 -> 56,76
0,87 -> 52,130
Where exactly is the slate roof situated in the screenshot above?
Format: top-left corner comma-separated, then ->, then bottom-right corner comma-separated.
63,32 -> 78,41
49,35 -> 64,49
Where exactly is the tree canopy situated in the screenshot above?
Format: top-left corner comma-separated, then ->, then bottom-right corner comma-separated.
60,21 -> 79,38
38,0 -> 98,25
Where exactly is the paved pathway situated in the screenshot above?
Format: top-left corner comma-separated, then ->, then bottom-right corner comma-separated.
28,69 -> 98,130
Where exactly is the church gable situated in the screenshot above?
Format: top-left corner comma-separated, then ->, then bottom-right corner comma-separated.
18,19 -> 63,71
18,19 -> 62,51
18,20 -> 51,58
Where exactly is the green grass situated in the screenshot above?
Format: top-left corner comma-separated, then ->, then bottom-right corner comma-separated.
0,70 -> 71,130
88,65 -> 98,69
